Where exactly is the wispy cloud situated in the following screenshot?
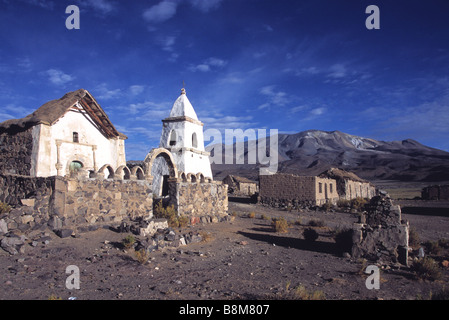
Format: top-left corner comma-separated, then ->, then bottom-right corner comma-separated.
83,0 -> 116,15
94,83 -> 122,100
258,85 -> 290,110
143,0 -> 223,25
191,0 -> 223,13
143,0 -> 178,23
129,85 -> 145,96
188,57 -> 227,72
45,69 -> 74,86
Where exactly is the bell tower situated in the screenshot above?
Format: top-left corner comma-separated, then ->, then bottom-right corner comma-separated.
159,88 -> 213,179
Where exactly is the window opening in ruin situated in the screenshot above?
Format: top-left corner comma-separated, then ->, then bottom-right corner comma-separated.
192,132 -> 198,148
169,130 -> 177,146
73,132 -> 79,143
161,175 -> 170,197
330,183 -> 333,193
318,182 -> 322,193
69,161 -> 83,173
325,183 -> 328,199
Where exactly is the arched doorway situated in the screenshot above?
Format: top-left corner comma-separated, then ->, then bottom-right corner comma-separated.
69,160 -> 83,173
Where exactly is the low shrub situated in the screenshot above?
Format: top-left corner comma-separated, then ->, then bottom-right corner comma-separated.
272,217 -> 289,233
408,227 -> 421,248
248,212 -> 256,219
413,257 -> 442,281
134,248 -> 150,265
122,235 -> 136,249
350,197 -> 368,211
0,202 -> 11,215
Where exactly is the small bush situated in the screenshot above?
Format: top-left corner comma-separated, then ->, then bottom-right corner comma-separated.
321,202 -> 332,212
199,231 -> 214,242
413,257 -> 442,281
292,285 -> 325,300
337,199 -> 350,208
438,238 -> 449,249
432,287 -> 449,300
350,197 -> 367,211
154,202 -> 187,228
272,217 -> 289,233
134,248 -> 150,264
303,228 -> 319,242
122,235 -> 136,249
0,202 -> 11,215
260,214 -> 270,221
248,212 -> 256,219
424,240 -> 441,256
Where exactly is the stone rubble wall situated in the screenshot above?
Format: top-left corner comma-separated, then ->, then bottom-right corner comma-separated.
0,127 -> 35,176
343,180 -> 377,200
168,179 -> 228,223
351,192 -> 409,265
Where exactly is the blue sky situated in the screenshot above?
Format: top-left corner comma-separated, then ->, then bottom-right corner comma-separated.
1,0 -> 449,160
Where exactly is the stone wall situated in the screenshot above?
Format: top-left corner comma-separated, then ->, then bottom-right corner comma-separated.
422,185 -> 449,200
0,127 -> 35,176
168,179 -> 228,223
259,173 -> 338,208
55,176 -> 153,228
343,180 -> 376,200
351,192 -> 409,265
0,169 -> 152,234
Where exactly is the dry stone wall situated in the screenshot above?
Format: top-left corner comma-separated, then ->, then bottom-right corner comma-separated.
0,127 -> 35,176
351,192 -> 409,265
168,180 -> 228,223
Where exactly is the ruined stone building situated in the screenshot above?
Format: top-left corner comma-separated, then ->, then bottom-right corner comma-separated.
259,173 -> 340,208
421,185 -> 449,200
0,88 -> 228,235
0,89 -> 127,177
319,168 -> 376,200
222,175 -> 258,196
259,169 -> 376,209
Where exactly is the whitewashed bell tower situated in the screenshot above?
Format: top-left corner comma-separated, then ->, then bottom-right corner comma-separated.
159,88 -> 213,179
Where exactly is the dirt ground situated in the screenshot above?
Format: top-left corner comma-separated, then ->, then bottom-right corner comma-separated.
1,199 -> 448,301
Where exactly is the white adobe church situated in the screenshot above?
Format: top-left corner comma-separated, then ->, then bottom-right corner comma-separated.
0,89 -> 127,178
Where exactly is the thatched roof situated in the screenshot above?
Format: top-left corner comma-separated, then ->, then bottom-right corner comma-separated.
319,167 -> 367,183
0,89 -> 127,139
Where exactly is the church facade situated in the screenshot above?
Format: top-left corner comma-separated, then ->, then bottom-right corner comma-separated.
0,89 -> 127,178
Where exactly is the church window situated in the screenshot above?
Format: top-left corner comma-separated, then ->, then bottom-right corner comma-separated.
169,130 -> 177,146
192,132 -> 198,148
73,132 -> 79,143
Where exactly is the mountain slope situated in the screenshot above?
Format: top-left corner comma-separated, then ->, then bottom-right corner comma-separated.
207,130 -> 449,182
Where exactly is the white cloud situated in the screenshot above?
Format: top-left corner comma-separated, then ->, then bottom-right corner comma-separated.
143,0 -> 223,25
143,0 -> 178,23
327,64 -> 347,79
188,57 -> 227,72
158,35 -> 176,51
94,83 -> 121,100
129,85 -> 145,96
45,69 -> 74,86
84,0 -> 115,14
191,0 -> 223,12
259,85 -> 289,109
